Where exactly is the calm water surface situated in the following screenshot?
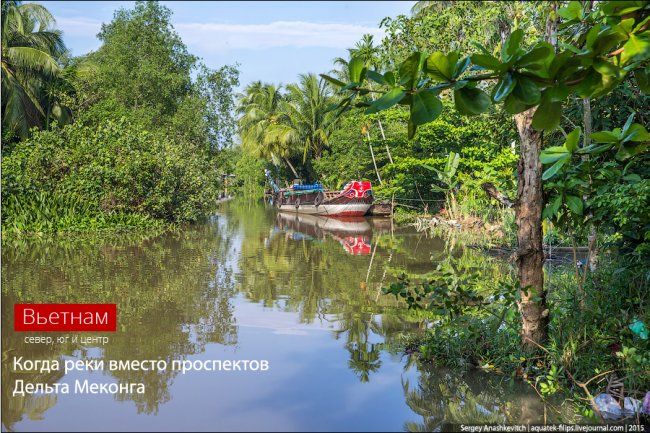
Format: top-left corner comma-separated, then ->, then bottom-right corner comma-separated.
2,202 -> 555,432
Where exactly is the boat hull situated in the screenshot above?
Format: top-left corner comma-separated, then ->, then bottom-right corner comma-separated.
278,202 -> 371,217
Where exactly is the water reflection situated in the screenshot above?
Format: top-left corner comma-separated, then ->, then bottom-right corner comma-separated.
275,213 -> 373,255
1,201 -> 555,431
402,367 -> 557,431
2,218 -> 240,427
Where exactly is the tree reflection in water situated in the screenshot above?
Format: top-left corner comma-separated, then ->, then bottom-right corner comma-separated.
2,201 -> 553,430
2,218 -> 240,428
402,368 -> 539,431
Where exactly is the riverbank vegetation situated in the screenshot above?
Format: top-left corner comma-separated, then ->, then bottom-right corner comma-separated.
1,1 -> 239,238
234,0 -> 650,420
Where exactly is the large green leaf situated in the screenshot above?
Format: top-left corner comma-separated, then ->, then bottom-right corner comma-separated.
384,71 -> 397,86
399,52 -> 424,89
593,59 -> 624,78
592,29 -> 628,54
590,131 -> 620,143
623,123 -> 650,142
425,52 -> 453,82
634,15 -> 650,32
446,152 -> 460,175
564,127 -> 581,152
616,142 -> 649,160
540,146 -> 570,164
453,56 -> 471,78
549,51 -> 574,79
410,90 -> 443,126
422,164 -> 442,174
558,1 -> 583,20
622,33 -> 650,63
340,82 -> 360,91
503,29 -> 524,61
543,194 -> 563,220
348,57 -> 365,83
493,73 -> 516,102
365,88 -> 406,114
585,24 -> 603,49
517,44 -> 553,67
565,195 -> 583,215
542,154 -> 570,180
503,93 -> 529,114
600,1 -> 643,16
471,54 -> 503,71
532,96 -> 562,131
577,143 -> 614,155
545,84 -> 569,102
512,75 -> 541,105
621,112 -> 635,137
574,70 -> 604,98
366,70 -> 387,85
454,87 -> 491,115
320,74 -> 345,88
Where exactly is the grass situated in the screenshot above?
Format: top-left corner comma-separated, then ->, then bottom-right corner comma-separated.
1,192 -> 169,241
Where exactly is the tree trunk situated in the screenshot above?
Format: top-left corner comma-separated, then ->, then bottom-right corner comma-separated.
514,108 -> 548,350
582,97 -> 599,274
582,0 -> 599,275
582,98 -> 592,147
366,131 -> 383,186
284,156 -> 299,179
377,119 -> 393,164
503,1 -> 557,351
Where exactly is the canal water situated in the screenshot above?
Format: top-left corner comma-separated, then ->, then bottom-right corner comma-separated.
2,202 -> 559,431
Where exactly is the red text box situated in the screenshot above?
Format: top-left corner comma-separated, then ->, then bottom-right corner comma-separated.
14,304 -> 117,332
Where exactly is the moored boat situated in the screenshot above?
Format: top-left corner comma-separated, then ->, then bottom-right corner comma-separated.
265,171 -> 374,217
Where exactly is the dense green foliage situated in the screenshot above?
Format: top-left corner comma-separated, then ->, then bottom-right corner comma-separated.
315,102 -> 518,210
313,0 -> 650,415
1,1 -> 239,237
385,237 -> 649,418
2,118 -> 219,236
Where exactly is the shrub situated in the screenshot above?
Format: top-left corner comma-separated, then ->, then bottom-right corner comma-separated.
2,117 -> 219,236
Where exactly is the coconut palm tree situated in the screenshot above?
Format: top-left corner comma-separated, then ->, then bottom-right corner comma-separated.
329,33 -> 382,80
238,75 -> 338,178
1,0 -> 67,139
237,81 -> 300,178
329,35 -> 394,165
283,73 -> 338,162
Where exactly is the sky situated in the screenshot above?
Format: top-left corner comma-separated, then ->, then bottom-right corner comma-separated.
41,1 -> 416,89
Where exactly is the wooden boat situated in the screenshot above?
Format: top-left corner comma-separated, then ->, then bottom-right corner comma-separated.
266,171 -> 374,217
366,201 -> 393,217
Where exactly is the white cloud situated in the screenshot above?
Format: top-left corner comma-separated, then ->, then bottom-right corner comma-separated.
56,17 -> 103,38
52,16 -> 385,56
175,21 -> 385,52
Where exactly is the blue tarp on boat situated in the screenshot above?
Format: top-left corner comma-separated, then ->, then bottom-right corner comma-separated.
292,183 -> 323,191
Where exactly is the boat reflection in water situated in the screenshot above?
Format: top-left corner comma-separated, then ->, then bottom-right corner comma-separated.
274,212 -> 372,255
